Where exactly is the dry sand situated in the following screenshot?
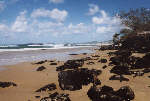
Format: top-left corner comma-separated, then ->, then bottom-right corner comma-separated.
0,50 -> 150,101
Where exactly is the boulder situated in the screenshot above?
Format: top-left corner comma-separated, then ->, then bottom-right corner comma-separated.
87,85 -> 135,101
116,86 -> 135,101
58,68 -> 101,91
36,66 -> 46,71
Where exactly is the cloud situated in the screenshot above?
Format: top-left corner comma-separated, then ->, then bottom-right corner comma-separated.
31,8 -> 68,22
87,4 -> 99,15
0,1 -> 5,12
67,23 -> 91,34
11,10 -> 28,32
50,8 -> 68,22
0,24 -> 8,32
49,0 -> 64,4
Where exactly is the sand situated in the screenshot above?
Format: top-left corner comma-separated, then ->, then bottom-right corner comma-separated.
0,49 -> 150,101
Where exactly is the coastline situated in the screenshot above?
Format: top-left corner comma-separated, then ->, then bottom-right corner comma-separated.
0,46 -> 96,67
0,48 -> 150,101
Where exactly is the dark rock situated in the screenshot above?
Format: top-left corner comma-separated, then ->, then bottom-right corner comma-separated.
0,82 -> 17,88
58,68 -> 101,91
69,54 -> 78,55
40,92 -> 71,101
143,68 -> 150,73
56,59 -> 84,71
49,92 -> 59,99
50,63 -> 57,65
40,97 -> 50,101
83,57 -> 92,61
110,65 -> 131,75
87,85 -> 115,101
35,83 -> 56,92
87,85 -> 135,101
99,59 -> 107,63
36,66 -> 46,71
50,92 -> 71,101
87,61 -> 95,65
109,75 -> 129,82
102,65 -> 107,69
116,86 -> 135,101
35,96 -> 41,98
35,60 -> 47,64
82,53 -> 87,55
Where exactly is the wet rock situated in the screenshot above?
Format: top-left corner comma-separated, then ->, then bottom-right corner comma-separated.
35,83 -> 56,92
0,82 -> 17,88
87,85 -> 135,101
58,68 -> 101,91
109,75 -> 129,82
36,66 -> 46,71
87,61 -> 95,65
56,59 -> 84,71
50,63 -> 57,65
35,60 -> 47,64
99,59 -> 107,63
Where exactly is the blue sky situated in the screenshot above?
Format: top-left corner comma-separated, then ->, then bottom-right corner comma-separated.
0,0 -> 150,44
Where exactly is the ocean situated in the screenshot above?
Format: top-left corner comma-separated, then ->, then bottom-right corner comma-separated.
0,43 -> 98,66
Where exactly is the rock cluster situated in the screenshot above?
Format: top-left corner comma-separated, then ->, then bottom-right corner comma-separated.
40,92 -> 71,101
58,68 -> 101,91
87,85 -> 135,101
56,59 -> 84,71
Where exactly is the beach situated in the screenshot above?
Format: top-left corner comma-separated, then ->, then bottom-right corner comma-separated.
0,48 -> 150,101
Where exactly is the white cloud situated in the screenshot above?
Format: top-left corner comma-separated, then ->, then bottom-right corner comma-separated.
67,23 -> 90,34
11,10 -> 28,32
87,4 -> 99,15
49,0 -> 64,4
50,8 -> 68,22
31,8 -> 68,22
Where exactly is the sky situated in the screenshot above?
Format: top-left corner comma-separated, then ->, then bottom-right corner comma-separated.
0,0 -> 150,44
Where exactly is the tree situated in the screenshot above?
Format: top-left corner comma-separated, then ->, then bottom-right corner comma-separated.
119,8 -> 150,34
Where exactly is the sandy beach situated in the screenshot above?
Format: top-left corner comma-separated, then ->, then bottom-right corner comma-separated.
0,49 -> 150,101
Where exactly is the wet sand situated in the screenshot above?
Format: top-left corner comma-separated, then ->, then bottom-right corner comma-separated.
0,49 -> 150,101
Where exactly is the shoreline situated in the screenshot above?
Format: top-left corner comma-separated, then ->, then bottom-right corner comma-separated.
0,49 -> 150,101
0,46 -> 97,67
